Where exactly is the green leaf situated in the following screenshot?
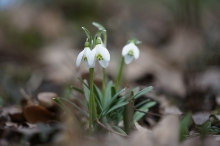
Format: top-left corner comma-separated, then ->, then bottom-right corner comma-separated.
99,88 -> 126,119
112,125 -> 127,135
131,87 -> 139,93
135,99 -> 150,108
77,77 -> 90,103
179,112 -> 192,142
82,27 -> 92,40
70,85 -> 84,94
82,80 -> 90,103
127,37 -> 142,45
93,84 -> 102,105
103,81 -> 113,106
130,86 -> 153,100
134,101 -> 156,121
200,120 -> 211,137
71,93 -> 87,109
92,22 -> 105,30
53,98 -> 79,121
116,95 -> 127,105
94,93 -> 103,111
103,102 -> 128,116
60,98 -> 89,119
77,77 -> 89,89
94,29 -> 106,40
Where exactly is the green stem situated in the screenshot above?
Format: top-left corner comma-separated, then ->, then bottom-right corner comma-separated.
89,68 -> 94,135
115,57 -> 124,91
103,32 -> 107,47
123,91 -> 134,135
102,68 -> 106,95
89,68 -> 98,135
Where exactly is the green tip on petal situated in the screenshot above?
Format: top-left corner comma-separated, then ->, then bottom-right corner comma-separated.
95,38 -> 101,45
84,41 -> 90,47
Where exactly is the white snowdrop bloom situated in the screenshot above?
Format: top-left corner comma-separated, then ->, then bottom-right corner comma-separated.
76,47 -> 95,68
122,42 -> 140,64
88,44 -> 110,68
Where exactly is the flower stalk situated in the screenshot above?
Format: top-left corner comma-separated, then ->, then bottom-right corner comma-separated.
89,68 -> 98,135
115,57 -> 124,91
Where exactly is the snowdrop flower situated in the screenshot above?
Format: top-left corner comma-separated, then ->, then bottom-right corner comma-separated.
122,42 -> 140,64
88,39 -> 110,68
76,45 -> 95,68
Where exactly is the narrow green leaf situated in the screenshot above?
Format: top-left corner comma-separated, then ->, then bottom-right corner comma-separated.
53,98 -> 79,121
135,99 -> 150,108
94,29 -> 106,40
103,81 -> 113,106
127,38 -> 142,45
99,88 -> 126,119
82,80 -> 90,103
103,102 -> 128,116
94,93 -> 103,111
134,101 -> 156,121
134,109 -> 148,122
200,120 -> 211,137
82,27 -> 92,40
60,98 -> 89,119
131,87 -> 139,93
71,93 -> 87,109
77,77 -> 89,89
131,86 -> 153,100
92,22 -> 105,30
111,86 -> 116,99
179,112 -> 192,142
112,126 -> 127,135
93,84 -> 102,104
70,85 -> 84,94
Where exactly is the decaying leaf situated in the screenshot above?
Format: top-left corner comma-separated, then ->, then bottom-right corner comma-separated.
23,105 -> 56,124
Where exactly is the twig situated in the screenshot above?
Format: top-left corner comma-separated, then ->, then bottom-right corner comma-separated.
132,107 -> 162,117
94,119 -> 128,137
19,88 -> 31,99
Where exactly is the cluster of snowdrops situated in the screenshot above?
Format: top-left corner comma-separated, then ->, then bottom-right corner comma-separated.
54,22 -> 155,136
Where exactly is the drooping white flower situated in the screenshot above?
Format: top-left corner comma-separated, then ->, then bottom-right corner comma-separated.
88,44 -> 110,68
122,42 -> 140,64
76,47 -> 95,68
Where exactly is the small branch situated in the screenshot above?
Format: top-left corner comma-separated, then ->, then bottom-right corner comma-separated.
132,107 -> 162,117
132,107 -> 182,117
19,88 -> 30,99
94,119 -> 128,137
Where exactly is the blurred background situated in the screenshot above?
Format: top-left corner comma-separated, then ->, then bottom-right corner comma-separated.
0,0 -> 220,112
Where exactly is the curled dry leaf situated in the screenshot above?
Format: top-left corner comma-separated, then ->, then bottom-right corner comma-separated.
37,92 -> 58,108
23,105 -> 56,124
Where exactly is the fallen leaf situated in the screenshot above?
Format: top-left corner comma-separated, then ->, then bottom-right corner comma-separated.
23,105 -> 56,124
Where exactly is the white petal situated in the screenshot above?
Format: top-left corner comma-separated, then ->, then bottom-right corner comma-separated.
122,43 -> 132,56
96,45 -> 110,61
124,55 -> 133,64
85,62 -> 91,68
76,50 -> 85,67
132,44 -> 140,59
84,47 -> 91,58
90,60 -> 96,68
88,48 -> 97,67
99,60 -> 109,68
